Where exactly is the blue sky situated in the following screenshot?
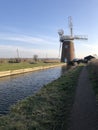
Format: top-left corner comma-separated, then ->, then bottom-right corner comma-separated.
0,0 -> 98,58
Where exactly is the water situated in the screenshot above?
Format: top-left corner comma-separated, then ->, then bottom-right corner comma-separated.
0,66 -> 67,115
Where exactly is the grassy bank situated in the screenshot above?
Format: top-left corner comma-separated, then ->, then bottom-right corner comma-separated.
0,62 -> 61,71
88,59 -> 98,100
0,66 -> 83,130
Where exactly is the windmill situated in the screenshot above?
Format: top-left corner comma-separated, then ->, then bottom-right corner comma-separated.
58,16 -> 88,63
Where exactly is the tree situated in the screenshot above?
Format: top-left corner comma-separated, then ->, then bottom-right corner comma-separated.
33,55 -> 38,62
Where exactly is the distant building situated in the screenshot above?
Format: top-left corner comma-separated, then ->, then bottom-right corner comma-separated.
84,55 -> 95,62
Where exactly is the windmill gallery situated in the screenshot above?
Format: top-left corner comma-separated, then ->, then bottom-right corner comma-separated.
58,17 -> 88,63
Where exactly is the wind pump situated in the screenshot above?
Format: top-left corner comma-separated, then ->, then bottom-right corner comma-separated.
58,16 -> 88,63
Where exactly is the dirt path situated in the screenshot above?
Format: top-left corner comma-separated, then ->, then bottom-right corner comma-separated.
68,66 -> 97,130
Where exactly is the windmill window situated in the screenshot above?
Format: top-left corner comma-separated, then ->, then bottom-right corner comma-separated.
65,45 -> 68,48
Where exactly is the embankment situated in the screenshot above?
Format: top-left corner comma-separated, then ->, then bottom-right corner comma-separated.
0,63 -> 65,78
88,59 -> 98,100
0,65 -> 83,130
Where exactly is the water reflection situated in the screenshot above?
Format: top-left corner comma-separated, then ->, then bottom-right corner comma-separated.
0,66 -> 67,115
61,65 -> 73,75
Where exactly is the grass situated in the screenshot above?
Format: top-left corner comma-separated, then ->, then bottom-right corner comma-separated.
0,62 -> 61,71
88,59 -> 98,100
0,65 -> 83,130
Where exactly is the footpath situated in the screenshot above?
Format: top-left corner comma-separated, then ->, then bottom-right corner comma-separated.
68,66 -> 97,130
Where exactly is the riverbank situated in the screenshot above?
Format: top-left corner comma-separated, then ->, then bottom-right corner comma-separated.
88,59 -> 98,100
87,59 -> 98,122
0,63 -> 65,78
0,65 -> 83,130
0,62 -> 61,71
87,59 -> 98,130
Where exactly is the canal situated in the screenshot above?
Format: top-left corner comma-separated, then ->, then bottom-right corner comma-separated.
0,66 -> 67,115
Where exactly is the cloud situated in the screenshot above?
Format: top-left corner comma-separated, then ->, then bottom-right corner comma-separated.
0,44 -> 59,58
0,32 -> 60,58
0,33 -> 58,46
87,44 -> 98,50
1,31 -> 97,59
75,42 -> 98,58
81,43 -> 98,53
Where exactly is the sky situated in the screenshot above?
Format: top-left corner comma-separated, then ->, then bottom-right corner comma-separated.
0,0 -> 98,58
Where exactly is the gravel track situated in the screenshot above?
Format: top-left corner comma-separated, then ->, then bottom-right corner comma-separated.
68,66 -> 97,130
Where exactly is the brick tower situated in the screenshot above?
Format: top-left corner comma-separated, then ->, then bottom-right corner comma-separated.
61,40 -> 75,62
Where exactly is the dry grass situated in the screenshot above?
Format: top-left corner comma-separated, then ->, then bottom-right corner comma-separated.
88,59 -> 98,100
0,62 -> 61,71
